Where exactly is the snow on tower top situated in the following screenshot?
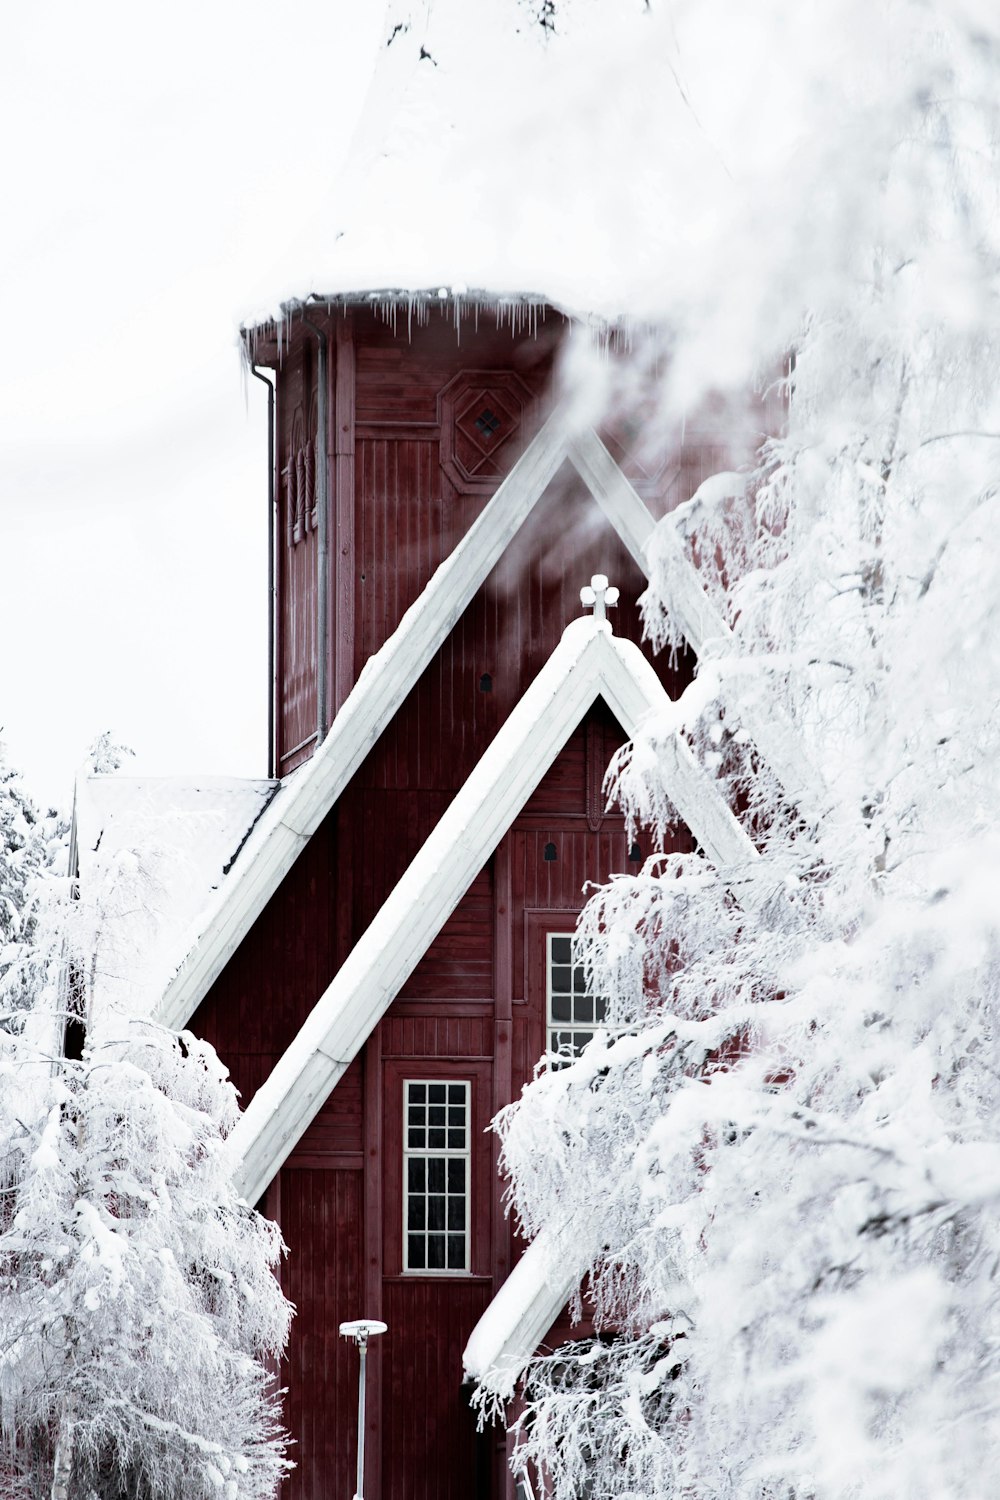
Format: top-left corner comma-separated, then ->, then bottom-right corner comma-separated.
235,0 -> 730,340
72,775 -> 275,1021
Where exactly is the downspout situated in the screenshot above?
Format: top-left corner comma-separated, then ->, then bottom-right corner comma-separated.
250,360 -> 277,779
301,310 -> 330,745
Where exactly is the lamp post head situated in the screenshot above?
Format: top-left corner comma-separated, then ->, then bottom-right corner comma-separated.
339,1318 -> 387,1349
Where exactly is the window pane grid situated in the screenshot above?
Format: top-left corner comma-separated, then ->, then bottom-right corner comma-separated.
404,1081 -> 470,1273
547,934 -> 609,1068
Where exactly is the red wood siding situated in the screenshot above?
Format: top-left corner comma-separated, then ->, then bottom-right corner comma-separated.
280,1167 -> 364,1500
194,808 -> 339,1112
381,1279 -> 493,1500
402,867 -> 493,1000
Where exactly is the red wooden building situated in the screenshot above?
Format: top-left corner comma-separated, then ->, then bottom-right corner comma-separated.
144,290 -> 781,1500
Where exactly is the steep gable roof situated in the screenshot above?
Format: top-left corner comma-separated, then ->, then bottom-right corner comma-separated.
229,616 -> 764,1205
157,421 -> 816,1035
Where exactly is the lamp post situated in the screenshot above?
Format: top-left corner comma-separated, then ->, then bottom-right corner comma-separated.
339,1318 -> 387,1500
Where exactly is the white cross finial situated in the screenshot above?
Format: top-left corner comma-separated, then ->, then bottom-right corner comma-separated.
580,574 -> 619,623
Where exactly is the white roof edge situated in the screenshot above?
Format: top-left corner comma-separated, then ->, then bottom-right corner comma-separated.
462,1229 -> 579,1396
156,410 -> 575,1032
158,420 -> 810,1035
242,286 -> 569,337
569,430 -> 823,815
230,620 -> 760,1204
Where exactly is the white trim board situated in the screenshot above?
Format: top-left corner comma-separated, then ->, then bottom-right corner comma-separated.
156,413 -> 571,1032
229,618 -> 763,1205
158,420 -> 816,1034
569,428 -> 820,812
462,1227 -> 570,1395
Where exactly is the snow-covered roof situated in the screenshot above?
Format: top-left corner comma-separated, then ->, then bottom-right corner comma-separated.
243,284 -> 565,347
462,1229 -> 575,1395
155,410 -> 566,1031
73,775 -> 275,1021
234,2 -> 732,335
229,615 -> 763,1206
156,418 -> 816,1037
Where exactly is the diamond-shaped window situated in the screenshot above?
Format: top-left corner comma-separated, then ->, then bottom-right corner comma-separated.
439,370 -> 535,491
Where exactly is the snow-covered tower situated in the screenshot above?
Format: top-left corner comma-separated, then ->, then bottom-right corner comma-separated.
83,288 -> 761,1499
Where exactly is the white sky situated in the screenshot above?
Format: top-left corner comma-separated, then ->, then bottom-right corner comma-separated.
0,2 -> 386,808
0,0 -> 819,811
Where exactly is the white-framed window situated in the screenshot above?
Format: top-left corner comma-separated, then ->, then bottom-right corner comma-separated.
403,1080 -> 470,1272
547,933 -> 609,1068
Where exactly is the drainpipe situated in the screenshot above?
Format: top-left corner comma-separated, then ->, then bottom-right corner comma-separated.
301,310 -> 330,744
250,362 -> 277,779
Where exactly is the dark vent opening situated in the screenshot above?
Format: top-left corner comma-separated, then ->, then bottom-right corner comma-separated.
479,673 -> 492,693
543,841 -> 558,862
628,842 -> 642,863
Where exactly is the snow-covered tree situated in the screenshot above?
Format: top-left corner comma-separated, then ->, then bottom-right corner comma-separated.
83,733 -> 135,780
0,744 -> 292,1499
0,742 -> 67,1016
1,1015 -> 291,1500
473,3 -> 1000,1498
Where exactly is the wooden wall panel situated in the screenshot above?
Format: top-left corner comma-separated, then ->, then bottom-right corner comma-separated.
291,1055 -> 364,1160
280,1167 -> 363,1500
381,1279 -> 494,1500
353,311 -> 556,428
402,866 -> 493,1000
192,807 -> 339,1112
380,1012 -> 493,1060
356,439 -> 445,661
345,790 -> 451,934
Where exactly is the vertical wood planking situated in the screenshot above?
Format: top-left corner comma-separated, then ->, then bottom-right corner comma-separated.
281,1167 -> 362,1500
334,314 -> 356,715
277,338 -> 320,772
492,839 -> 513,1290
381,1280 -> 493,1500
491,841 -> 515,1500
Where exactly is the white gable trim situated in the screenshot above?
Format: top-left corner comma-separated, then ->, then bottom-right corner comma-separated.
569,428 -> 822,813
158,419 -> 812,1035
229,619 -> 761,1205
156,413 -> 573,1032
462,1227 -> 571,1396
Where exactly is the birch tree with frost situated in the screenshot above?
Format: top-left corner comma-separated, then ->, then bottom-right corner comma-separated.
475,3 -> 1000,1497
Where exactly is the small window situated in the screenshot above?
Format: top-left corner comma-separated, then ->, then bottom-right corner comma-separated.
404,1080 -> 470,1273
547,934 -> 609,1068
